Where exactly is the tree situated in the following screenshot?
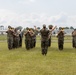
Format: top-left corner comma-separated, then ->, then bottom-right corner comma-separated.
37,27 -> 40,30
70,26 -> 74,29
64,27 -> 69,29
15,26 -> 23,30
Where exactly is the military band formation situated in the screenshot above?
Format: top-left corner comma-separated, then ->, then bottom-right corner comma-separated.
6,25 -> 76,55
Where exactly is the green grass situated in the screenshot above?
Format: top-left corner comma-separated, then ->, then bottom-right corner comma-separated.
0,36 -> 76,75
0,35 -> 7,40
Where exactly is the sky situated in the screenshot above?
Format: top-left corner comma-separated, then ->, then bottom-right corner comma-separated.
0,0 -> 76,28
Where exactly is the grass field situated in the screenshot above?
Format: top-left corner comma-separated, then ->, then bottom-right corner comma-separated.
0,35 -> 76,75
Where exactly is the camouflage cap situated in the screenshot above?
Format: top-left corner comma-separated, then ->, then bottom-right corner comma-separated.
59,27 -> 62,30
43,24 -> 46,28
8,26 -> 11,28
8,26 -> 12,28
26,27 -> 29,30
49,25 -> 53,29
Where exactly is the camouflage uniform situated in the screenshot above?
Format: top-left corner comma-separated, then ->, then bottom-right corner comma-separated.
57,27 -> 64,50
13,28 -> 19,48
31,29 -> 36,48
72,29 -> 76,48
40,25 -> 49,55
34,26 -> 39,47
48,25 -> 56,47
32,34 -> 36,48
31,34 -> 35,48
6,26 -> 14,50
24,29 -> 32,50
29,29 -> 35,48
48,25 -> 53,47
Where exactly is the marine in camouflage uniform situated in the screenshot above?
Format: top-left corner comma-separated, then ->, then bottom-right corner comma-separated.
40,24 -> 49,55
72,29 -> 76,48
24,28 -> 32,50
33,33 -> 36,48
48,25 -> 56,47
13,28 -> 19,48
6,26 -> 14,50
34,26 -> 39,47
57,27 -> 64,50
30,28 -> 35,48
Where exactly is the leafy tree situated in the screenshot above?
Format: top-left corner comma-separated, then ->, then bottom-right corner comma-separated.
70,26 -> 74,29
15,26 -> 23,30
64,27 -> 69,29
37,27 -> 40,30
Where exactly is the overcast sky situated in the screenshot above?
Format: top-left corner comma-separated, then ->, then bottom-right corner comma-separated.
0,0 -> 76,28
